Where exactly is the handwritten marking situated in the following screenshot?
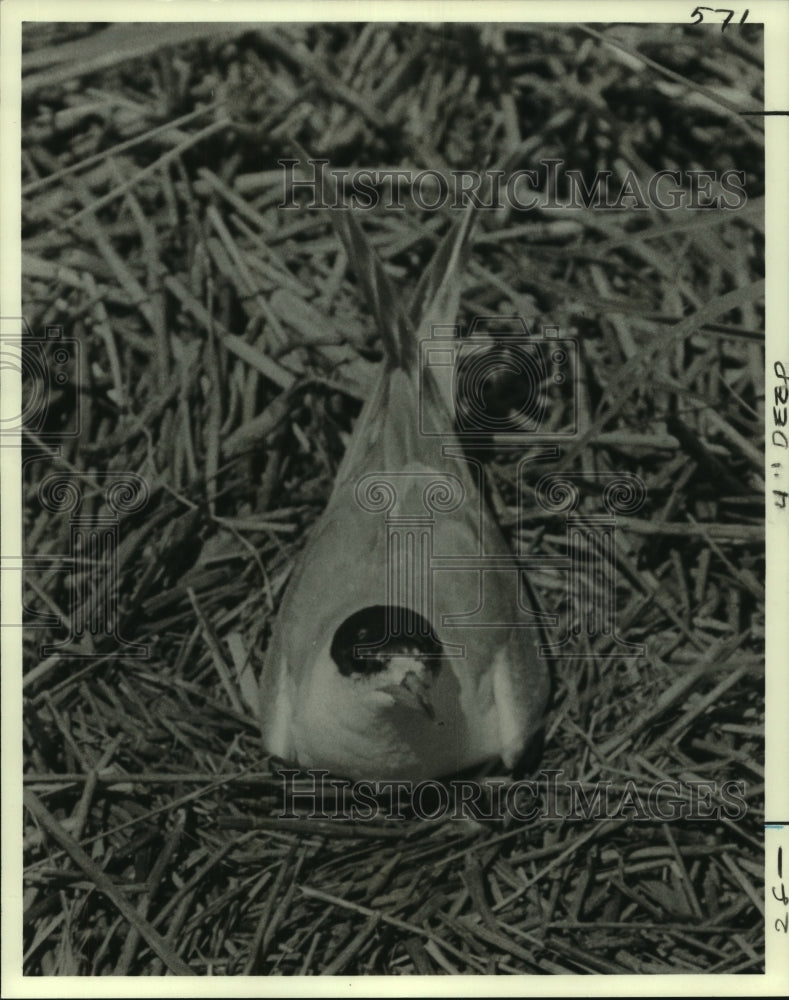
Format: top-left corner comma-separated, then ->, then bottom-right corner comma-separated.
690,6 -> 749,32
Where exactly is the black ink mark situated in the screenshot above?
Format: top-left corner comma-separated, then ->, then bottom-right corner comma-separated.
741,111 -> 789,117
690,7 -> 749,31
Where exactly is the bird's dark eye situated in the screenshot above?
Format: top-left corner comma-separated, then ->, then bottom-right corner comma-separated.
331,605 -> 444,677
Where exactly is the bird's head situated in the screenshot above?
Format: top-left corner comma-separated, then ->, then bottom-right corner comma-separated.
329,604 -> 444,720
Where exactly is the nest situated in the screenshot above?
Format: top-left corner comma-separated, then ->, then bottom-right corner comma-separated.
20,20 -> 764,975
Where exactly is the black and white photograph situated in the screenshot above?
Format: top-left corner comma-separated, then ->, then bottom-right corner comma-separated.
1,0 -> 786,990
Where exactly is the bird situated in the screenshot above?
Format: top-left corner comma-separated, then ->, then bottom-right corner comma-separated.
258,202 -> 550,782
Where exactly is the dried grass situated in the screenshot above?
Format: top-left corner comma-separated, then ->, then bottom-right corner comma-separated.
21,21 -> 764,975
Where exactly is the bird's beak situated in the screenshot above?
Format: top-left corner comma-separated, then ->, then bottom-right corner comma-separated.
379,671 -> 435,720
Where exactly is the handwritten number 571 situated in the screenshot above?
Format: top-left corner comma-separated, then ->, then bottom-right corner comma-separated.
690,7 -> 750,31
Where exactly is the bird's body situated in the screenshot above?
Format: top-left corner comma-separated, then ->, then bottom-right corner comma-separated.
259,208 -> 549,781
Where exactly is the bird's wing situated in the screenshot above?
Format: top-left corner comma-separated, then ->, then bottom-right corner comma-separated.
493,623 -> 551,769
258,619 -> 295,759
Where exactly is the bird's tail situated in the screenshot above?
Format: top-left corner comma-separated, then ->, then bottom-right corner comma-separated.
328,208 -> 418,371
282,139 -> 481,490
326,204 -> 478,488
328,203 -> 477,379
288,139 -> 476,378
